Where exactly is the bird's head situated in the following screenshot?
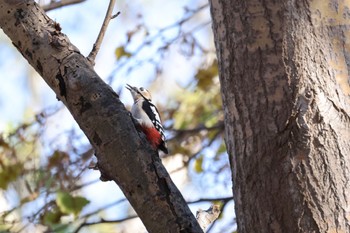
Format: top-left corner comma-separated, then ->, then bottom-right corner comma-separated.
126,84 -> 152,101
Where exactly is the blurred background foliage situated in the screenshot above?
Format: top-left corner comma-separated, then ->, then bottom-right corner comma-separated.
0,0 -> 235,232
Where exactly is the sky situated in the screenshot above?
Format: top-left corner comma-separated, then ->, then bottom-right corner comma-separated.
0,1 -> 234,232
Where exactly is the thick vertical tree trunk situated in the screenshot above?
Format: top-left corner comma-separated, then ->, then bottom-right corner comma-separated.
209,0 -> 350,232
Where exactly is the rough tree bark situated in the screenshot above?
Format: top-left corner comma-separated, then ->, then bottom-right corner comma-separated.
209,0 -> 350,232
0,1 -> 203,232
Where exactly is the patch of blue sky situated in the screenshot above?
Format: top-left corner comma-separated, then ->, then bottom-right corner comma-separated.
0,43 -> 30,129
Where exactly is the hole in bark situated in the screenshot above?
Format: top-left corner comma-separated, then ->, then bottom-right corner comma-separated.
55,73 -> 66,98
37,60 -> 43,75
93,132 -> 102,146
25,49 -> 33,60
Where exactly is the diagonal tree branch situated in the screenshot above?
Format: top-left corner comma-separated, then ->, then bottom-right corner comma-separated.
0,1 -> 202,232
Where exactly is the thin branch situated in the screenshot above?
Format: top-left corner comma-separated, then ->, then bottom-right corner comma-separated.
162,124 -> 222,166
107,3 -> 210,84
187,196 -> 233,205
73,215 -> 138,233
72,198 -> 233,233
42,0 -> 86,11
73,197 -> 232,233
87,0 -> 119,66
167,121 -> 224,138
80,199 -> 127,219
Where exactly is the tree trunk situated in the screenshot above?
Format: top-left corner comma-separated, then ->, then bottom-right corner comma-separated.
0,1 -> 203,232
209,0 -> 350,232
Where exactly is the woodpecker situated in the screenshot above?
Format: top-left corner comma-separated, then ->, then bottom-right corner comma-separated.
126,84 -> 168,154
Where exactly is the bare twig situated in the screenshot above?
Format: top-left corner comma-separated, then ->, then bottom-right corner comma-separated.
167,121 -> 224,137
73,215 -> 138,233
42,0 -> 86,11
187,196 -> 233,205
87,0 -> 119,66
80,199 -> 127,219
107,3 -> 210,84
72,197 -> 232,233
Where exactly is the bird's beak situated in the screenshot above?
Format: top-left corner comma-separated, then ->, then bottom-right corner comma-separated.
126,84 -> 135,92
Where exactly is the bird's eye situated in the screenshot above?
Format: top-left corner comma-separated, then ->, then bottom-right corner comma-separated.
140,87 -> 144,91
